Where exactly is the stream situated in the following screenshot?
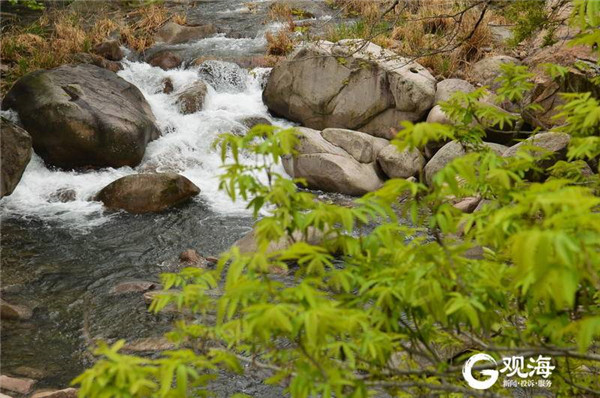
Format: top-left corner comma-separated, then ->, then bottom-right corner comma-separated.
0,1 -> 347,394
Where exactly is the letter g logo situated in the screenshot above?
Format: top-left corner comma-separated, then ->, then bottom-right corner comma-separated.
462,353 -> 499,390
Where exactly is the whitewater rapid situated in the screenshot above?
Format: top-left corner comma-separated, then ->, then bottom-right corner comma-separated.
0,58 -> 292,227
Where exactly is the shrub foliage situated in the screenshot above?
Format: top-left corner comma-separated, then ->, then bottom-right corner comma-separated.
74,1 -> 600,397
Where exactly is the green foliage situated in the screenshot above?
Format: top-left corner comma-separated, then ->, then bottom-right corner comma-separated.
7,0 -> 45,10
75,1 -> 600,397
503,0 -> 551,46
324,20 -> 390,43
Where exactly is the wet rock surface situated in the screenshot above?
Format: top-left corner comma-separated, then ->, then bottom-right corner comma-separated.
97,173 -> 201,214
0,118 -> 32,198
2,64 -> 160,169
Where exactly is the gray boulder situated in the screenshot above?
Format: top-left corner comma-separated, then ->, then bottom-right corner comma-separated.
263,40 -> 436,138
176,81 -> 208,114
293,153 -> 383,195
1,118 -> 32,198
377,144 -> 425,179
97,173 -> 200,213
426,105 -> 453,125
2,64 -> 160,169
424,141 -> 507,185
283,127 -> 384,195
469,55 -> 520,87
434,78 -> 475,105
321,128 -> 389,163
503,132 -> 570,169
198,60 -> 248,92
238,116 -> 272,129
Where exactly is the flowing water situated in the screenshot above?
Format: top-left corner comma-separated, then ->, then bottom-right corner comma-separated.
0,1 -> 347,394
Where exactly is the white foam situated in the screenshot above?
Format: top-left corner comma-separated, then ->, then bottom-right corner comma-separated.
1,59 -> 293,227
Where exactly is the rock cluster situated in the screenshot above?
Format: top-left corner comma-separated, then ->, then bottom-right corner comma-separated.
264,40 -> 437,139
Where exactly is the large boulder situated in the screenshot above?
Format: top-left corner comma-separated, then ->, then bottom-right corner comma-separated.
424,141 -> 507,185
468,55 -> 520,87
524,44 -> 599,129
426,105 -> 453,125
155,22 -> 217,45
97,173 -> 200,213
502,132 -> 570,170
283,127 -> 384,195
176,81 -> 208,114
263,40 -> 436,138
377,144 -> 425,179
1,118 -> 32,198
2,64 -> 160,169
434,78 -> 475,105
321,128 -> 389,163
292,153 -> 383,195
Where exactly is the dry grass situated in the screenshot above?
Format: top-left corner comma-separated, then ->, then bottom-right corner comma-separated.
266,30 -> 296,56
389,1 -> 494,78
319,0 -> 498,77
0,4 -> 185,95
327,0 -> 384,22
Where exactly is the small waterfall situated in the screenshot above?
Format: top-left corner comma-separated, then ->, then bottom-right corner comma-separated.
0,57 -> 292,226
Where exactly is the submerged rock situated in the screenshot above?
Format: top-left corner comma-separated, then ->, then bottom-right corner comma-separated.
2,64 -> 160,169
198,60 -> 248,92
179,249 -> 208,268
48,188 -> 77,203
263,40 -> 436,138
176,81 -> 208,114
110,281 -> 160,295
97,173 -> 200,214
0,118 -> 32,198
238,116 -> 272,129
